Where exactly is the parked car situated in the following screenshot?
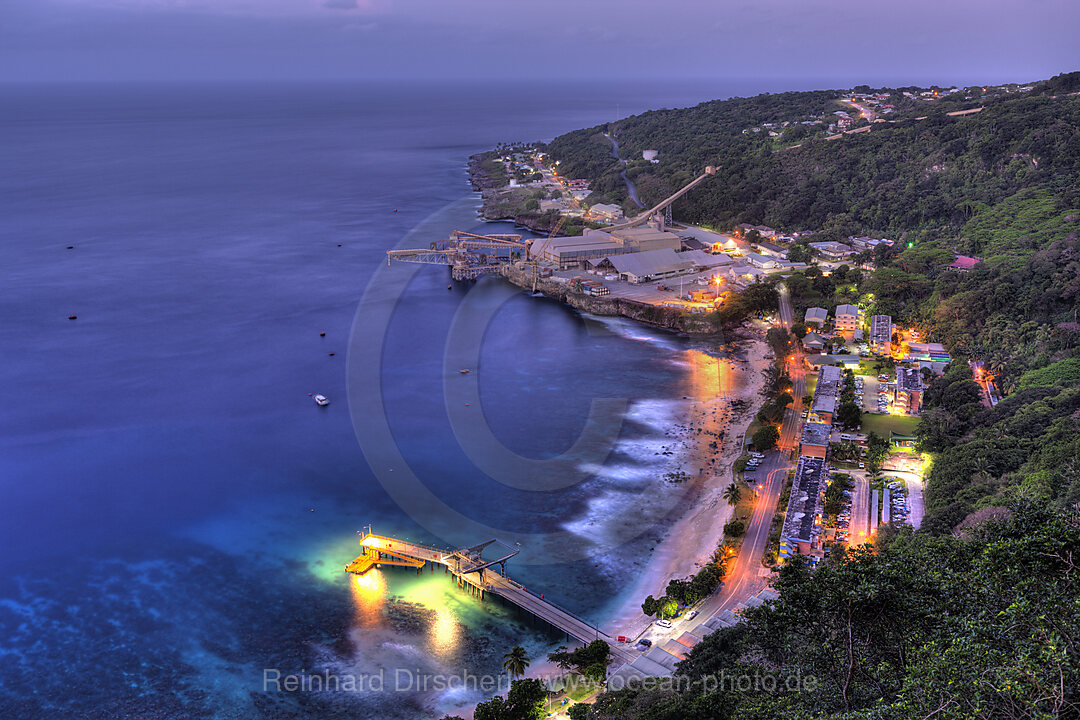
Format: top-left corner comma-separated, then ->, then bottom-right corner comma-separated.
655,619 -> 673,629
687,610 -> 698,620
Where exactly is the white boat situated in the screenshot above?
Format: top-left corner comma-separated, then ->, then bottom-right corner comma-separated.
313,394 -> 330,406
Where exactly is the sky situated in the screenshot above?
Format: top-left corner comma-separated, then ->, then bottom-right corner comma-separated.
1,0 -> 1078,85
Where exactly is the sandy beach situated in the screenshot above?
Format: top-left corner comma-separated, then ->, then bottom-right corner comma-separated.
604,332 -> 770,641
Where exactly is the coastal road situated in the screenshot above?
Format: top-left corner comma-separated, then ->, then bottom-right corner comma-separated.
696,286 -> 801,619
700,461 -> 786,615
776,284 -> 806,453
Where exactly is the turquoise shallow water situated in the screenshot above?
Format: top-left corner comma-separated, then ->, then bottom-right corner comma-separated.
0,80 -> 757,718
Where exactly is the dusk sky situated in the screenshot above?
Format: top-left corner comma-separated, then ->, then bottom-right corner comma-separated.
1,0 -> 1078,85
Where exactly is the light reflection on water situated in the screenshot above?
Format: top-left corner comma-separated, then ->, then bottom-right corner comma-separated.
351,569 -> 387,627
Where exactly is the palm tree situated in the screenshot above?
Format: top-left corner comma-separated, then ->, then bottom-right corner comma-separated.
502,645 -> 530,679
723,482 -> 742,507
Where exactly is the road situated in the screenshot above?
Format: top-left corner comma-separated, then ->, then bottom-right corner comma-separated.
699,462 -> 785,615
604,134 -> 645,209
776,284 -> 806,453
695,284 -> 801,619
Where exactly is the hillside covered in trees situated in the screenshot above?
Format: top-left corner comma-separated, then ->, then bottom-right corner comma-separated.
533,74 -> 1080,720
547,73 -> 1080,241
573,505 -> 1079,720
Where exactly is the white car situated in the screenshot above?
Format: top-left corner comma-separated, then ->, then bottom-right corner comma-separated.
655,619 -> 673,629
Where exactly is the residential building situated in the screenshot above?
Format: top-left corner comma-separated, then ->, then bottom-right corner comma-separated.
804,307 -> 828,327
895,367 -> 925,414
848,236 -> 894,251
834,304 -> 863,335
869,315 -> 893,354
802,332 -> 826,351
810,365 -> 843,424
799,422 -> 831,459
809,241 -> 855,260
753,241 -> 789,259
778,456 -> 827,560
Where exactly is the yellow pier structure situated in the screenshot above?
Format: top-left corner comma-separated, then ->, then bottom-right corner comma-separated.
345,529 -> 636,664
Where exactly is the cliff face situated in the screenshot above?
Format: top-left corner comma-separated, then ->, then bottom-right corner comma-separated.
467,154 -> 506,191
499,265 -> 729,336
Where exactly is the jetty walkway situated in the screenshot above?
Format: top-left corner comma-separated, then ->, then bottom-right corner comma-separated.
346,530 -> 635,664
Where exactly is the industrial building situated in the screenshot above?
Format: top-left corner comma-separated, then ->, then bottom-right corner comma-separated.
530,233 -> 629,269
529,225 -> 684,270
869,314 -> 893,354
810,364 -> 843,424
588,247 -> 730,284
778,456 -> 827,560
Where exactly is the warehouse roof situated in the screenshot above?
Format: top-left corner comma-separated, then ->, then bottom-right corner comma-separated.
601,248 -> 692,277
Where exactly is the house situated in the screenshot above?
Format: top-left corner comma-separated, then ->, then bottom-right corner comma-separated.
808,241 -> 854,260
848,236 -> 894,251
949,255 -> 982,273
869,315 -> 893,354
804,307 -> 828,327
834,304 -> 863,335
802,332 -> 826,351
753,240 -> 789,259
744,252 -> 781,269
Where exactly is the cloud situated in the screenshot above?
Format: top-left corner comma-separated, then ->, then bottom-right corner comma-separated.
323,0 -> 358,8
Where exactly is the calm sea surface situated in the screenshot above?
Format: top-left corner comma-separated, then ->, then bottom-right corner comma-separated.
1,80 -> 769,719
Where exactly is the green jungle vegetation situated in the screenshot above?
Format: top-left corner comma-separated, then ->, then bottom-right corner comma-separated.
513,72 -> 1080,720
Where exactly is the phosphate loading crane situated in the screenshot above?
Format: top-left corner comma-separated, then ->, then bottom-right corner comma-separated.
385,230 -> 531,280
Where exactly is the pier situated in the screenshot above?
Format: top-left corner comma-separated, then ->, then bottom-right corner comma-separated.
346,530 -> 635,664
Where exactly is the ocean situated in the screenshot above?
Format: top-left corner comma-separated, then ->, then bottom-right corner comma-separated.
0,80 -> 758,719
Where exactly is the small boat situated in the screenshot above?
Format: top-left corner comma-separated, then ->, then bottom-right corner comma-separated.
459,369 -> 470,374
313,394 -> 330,407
